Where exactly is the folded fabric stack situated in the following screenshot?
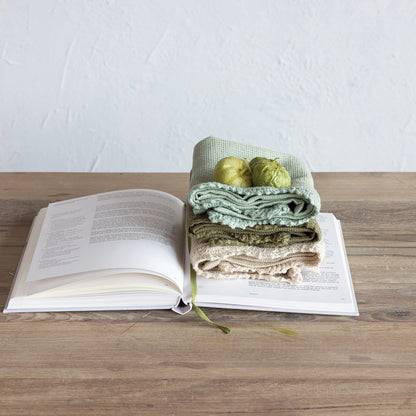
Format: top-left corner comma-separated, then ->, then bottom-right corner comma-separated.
186,136 -> 325,284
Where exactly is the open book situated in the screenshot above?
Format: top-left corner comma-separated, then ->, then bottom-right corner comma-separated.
4,189 -> 358,316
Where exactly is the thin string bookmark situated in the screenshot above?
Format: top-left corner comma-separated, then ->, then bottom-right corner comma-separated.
190,263 -> 231,334
188,237 -> 231,334
187,238 -> 294,335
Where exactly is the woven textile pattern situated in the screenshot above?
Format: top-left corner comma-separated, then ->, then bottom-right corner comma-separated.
188,136 -> 321,228
190,239 -> 326,284
187,207 -> 322,248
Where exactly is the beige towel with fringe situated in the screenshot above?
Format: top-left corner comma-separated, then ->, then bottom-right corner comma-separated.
190,239 -> 326,284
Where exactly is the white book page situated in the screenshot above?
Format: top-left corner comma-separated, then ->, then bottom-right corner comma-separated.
195,213 -> 358,316
26,189 -> 186,291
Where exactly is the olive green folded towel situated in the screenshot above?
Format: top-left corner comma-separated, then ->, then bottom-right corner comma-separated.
188,137 -> 321,229
187,207 -> 321,247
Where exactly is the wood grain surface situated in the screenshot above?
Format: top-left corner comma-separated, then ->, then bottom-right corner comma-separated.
0,172 -> 415,416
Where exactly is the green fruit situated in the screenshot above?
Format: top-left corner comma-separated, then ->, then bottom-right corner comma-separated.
249,157 -> 291,188
213,156 -> 252,188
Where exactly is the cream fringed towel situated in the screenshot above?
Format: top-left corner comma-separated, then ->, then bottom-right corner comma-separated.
190,239 -> 326,284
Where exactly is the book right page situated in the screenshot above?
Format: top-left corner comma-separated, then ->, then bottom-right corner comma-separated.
194,213 -> 359,316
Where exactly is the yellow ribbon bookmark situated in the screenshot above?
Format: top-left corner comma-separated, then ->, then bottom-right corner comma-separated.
187,237 -> 295,336
190,262 -> 231,334
188,236 -> 231,334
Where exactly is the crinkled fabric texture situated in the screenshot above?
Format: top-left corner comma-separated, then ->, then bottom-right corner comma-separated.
190,238 -> 326,284
187,206 -> 322,248
188,137 -> 321,228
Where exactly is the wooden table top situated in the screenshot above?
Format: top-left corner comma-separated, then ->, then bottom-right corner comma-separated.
0,172 -> 415,416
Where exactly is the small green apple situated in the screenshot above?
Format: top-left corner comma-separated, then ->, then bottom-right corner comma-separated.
213,156 -> 252,187
249,157 -> 291,187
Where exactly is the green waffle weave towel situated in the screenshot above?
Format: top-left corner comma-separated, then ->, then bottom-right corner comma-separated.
187,206 -> 321,247
188,137 -> 321,228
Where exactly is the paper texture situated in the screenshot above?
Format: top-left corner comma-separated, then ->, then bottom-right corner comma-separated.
26,189 -> 186,291
194,213 -> 358,316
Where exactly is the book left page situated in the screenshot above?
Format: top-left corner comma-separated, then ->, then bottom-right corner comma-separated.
26,189 -> 186,291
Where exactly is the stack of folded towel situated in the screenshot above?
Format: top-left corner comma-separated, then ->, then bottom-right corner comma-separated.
186,137 -> 325,284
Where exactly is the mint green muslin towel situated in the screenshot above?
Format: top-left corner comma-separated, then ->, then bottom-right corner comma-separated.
188,137 -> 321,228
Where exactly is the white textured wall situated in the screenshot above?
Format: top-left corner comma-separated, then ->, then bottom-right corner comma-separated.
0,0 -> 415,172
